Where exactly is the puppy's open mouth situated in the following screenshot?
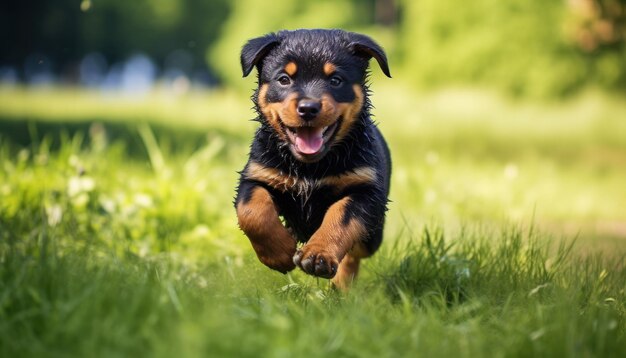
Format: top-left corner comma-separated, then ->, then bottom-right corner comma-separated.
283,121 -> 339,159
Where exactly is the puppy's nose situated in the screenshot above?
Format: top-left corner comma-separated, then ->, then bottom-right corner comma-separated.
297,99 -> 321,120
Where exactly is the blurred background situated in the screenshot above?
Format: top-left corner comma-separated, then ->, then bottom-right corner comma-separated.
1,0 -> 625,254
1,0 -> 625,96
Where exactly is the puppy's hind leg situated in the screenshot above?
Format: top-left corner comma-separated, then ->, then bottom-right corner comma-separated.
331,243 -> 369,290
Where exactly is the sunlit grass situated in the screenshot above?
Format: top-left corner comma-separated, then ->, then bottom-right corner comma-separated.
0,85 -> 625,356
1,84 -> 625,248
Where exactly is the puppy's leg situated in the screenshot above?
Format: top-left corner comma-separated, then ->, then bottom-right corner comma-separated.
293,196 -> 368,280
236,183 -> 296,273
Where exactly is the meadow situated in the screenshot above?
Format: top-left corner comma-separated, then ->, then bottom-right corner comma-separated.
0,84 -> 625,357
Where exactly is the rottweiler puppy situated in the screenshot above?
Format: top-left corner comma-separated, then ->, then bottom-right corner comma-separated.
235,29 -> 391,289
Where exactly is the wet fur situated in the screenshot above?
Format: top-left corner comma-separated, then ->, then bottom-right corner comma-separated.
235,29 -> 391,288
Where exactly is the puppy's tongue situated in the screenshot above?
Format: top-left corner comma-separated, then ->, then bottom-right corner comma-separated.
295,127 -> 324,154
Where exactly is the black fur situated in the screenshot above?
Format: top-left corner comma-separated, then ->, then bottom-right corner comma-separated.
235,29 -> 391,269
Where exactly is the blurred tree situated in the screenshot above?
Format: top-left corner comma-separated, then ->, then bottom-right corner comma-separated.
375,0 -> 399,26
0,0 -> 230,81
398,0 -> 625,97
566,0 -> 625,51
564,0 -> 626,90
1,0 -> 624,96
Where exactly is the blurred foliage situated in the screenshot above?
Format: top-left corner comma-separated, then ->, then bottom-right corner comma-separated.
1,0 -> 625,96
209,0 -> 625,97
0,0 -> 230,76
398,0 -> 626,97
1,86 -> 626,356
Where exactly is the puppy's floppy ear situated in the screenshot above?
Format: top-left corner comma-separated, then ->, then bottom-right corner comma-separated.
349,33 -> 391,78
240,33 -> 281,77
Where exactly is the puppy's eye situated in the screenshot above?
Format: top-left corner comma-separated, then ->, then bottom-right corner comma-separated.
277,75 -> 291,86
329,76 -> 343,87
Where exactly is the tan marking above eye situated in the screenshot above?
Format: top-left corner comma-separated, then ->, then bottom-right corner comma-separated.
284,62 -> 297,76
323,62 -> 336,76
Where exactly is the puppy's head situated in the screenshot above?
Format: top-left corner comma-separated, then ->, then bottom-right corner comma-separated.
241,29 -> 391,163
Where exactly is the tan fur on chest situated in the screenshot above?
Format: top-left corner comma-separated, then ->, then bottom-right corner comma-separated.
244,162 -> 377,195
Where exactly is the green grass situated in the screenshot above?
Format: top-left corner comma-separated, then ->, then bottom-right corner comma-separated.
0,85 -> 625,357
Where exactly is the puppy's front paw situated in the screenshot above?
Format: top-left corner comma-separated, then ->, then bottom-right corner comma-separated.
293,246 -> 338,279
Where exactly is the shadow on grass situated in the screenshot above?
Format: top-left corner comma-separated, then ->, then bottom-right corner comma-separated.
0,116 -> 248,160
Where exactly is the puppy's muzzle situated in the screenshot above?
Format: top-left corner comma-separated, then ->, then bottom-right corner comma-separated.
297,99 -> 321,121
